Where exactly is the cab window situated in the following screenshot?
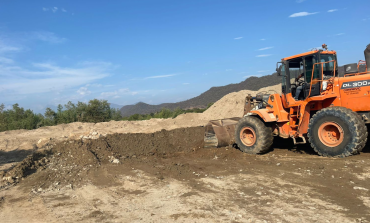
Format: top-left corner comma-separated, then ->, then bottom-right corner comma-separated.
320,54 -> 336,78
305,55 -> 320,83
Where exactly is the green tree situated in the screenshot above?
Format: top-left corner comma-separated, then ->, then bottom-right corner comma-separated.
56,104 -> 64,124
110,108 -> 122,121
154,108 -> 172,119
0,104 -> 6,131
44,107 -> 57,126
76,101 -> 87,122
64,101 -> 77,123
84,99 -> 111,123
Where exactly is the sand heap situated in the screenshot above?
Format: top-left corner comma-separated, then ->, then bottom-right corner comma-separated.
0,84 -> 281,156
203,84 -> 281,120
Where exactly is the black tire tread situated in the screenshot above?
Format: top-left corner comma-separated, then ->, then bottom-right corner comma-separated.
308,107 -> 367,157
235,116 -> 273,154
355,113 -> 368,153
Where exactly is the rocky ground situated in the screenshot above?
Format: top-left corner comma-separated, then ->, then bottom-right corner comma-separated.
0,127 -> 369,222
1,85 -> 370,222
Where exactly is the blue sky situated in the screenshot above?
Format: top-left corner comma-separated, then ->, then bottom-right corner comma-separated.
0,0 -> 369,112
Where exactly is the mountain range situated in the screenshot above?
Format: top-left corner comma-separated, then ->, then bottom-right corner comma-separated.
119,65 -> 360,117
120,73 -> 281,117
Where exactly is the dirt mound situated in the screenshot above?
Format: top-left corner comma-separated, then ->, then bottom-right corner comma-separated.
203,84 -> 281,119
0,127 -> 205,189
0,84 -> 281,159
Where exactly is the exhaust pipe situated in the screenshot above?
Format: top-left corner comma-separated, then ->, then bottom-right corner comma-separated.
365,44 -> 370,70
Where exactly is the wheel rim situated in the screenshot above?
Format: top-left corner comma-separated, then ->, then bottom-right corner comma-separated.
240,127 -> 256,146
318,121 -> 344,147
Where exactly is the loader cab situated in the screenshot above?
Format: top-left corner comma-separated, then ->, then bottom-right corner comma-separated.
277,50 -> 337,101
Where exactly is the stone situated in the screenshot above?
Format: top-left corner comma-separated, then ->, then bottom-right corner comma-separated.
112,159 -> 120,164
353,186 -> 368,191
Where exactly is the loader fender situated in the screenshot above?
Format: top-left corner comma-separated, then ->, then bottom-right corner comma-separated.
247,109 -> 277,122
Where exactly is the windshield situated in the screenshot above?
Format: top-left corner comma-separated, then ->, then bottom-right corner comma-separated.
320,54 -> 336,77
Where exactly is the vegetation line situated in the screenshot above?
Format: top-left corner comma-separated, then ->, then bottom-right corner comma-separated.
0,100 -> 214,132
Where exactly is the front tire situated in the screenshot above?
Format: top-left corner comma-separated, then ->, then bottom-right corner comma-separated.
308,107 -> 367,157
235,116 -> 273,154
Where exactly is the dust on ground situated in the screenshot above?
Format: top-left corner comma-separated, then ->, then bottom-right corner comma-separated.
1,84 -> 370,222
1,127 -> 370,222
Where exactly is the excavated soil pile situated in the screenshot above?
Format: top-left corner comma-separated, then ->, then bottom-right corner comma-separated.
203,84 -> 281,120
0,84 -> 281,154
0,127 -> 205,189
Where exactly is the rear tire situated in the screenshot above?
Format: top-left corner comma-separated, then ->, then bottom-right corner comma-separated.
235,116 -> 273,154
308,107 -> 367,157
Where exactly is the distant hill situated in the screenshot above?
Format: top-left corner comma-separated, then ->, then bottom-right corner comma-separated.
109,103 -> 123,110
119,65 -> 365,117
120,73 -> 281,117
121,64 -> 365,117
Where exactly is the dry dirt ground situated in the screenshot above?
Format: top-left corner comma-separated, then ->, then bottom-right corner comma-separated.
1,85 -> 370,222
0,127 -> 370,223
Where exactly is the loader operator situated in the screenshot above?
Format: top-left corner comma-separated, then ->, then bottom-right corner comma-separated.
294,73 -> 304,100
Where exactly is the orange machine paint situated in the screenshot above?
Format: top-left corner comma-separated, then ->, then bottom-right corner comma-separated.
250,50 -> 370,139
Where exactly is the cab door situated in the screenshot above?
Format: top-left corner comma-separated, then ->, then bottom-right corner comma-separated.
303,55 -> 321,98
281,63 -> 287,94
279,62 -> 291,107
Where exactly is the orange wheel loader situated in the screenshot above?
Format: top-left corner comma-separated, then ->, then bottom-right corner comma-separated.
205,44 -> 370,157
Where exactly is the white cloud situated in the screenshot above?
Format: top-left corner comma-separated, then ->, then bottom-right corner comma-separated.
0,61 -> 113,95
43,7 -> 66,13
258,70 -> 270,73
289,12 -> 318,18
256,54 -> 272,57
77,87 -> 91,96
87,83 -> 103,88
309,47 -> 323,50
100,88 -> 137,98
0,41 -> 21,53
327,9 -> 338,13
296,0 -> 306,3
234,37 -> 243,40
31,31 -> 67,44
260,39 -> 266,41
0,57 -> 14,64
142,74 -> 178,80
258,46 -> 274,51
334,33 -> 345,36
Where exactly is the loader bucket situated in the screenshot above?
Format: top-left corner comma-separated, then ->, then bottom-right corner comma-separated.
204,94 -> 255,148
204,117 -> 241,148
